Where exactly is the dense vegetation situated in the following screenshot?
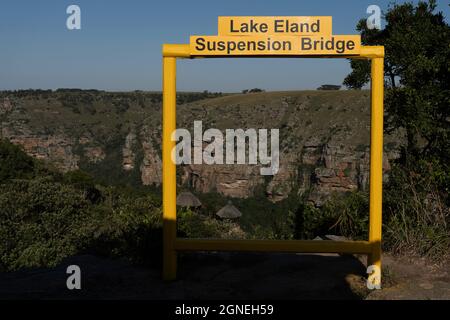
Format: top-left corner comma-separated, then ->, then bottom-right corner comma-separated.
242,88 -> 265,94
0,140 -> 164,271
0,89 -> 223,106
343,0 -> 449,259
0,139 -> 371,271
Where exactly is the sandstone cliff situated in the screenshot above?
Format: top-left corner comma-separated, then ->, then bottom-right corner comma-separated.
0,90 -> 403,205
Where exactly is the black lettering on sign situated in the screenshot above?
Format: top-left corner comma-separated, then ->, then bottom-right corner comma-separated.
300,37 -> 356,53
230,19 -> 269,33
195,37 -> 206,50
274,20 -> 283,33
274,19 -> 321,33
311,19 -> 320,32
301,38 -> 312,50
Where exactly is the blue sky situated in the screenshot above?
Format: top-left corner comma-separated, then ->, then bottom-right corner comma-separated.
0,0 -> 448,92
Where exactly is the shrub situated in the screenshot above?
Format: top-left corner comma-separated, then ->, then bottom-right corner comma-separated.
383,164 -> 449,259
0,177 -> 163,271
84,187 -> 162,266
63,170 -> 103,204
0,139 -> 35,181
177,208 -> 225,238
294,192 -> 368,240
322,192 -> 369,239
0,178 -> 92,270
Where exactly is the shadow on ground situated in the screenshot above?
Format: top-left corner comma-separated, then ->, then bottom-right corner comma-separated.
0,253 -> 369,300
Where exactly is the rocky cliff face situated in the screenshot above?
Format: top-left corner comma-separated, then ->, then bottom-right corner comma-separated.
173,91 -> 403,205
139,125 -> 162,186
0,90 -> 403,206
1,114 -> 80,172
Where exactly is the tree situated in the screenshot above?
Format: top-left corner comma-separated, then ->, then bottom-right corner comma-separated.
343,1 -> 449,256
344,1 -> 449,175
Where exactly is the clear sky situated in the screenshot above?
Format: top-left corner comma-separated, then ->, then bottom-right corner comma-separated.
0,0 -> 448,92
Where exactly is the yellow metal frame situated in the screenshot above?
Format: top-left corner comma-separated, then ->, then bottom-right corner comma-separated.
162,44 -> 384,284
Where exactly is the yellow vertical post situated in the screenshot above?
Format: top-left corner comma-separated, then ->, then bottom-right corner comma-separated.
162,56 -> 177,281
368,56 -> 384,286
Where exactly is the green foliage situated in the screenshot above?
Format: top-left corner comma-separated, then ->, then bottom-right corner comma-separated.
197,191 -> 297,240
63,169 -> 95,188
317,84 -> 341,91
176,91 -> 223,104
343,0 -> 449,259
242,88 -> 265,94
83,186 -> 162,265
63,170 -> 103,204
0,139 -> 35,181
322,192 -> 369,239
343,60 -> 370,89
237,196 -> 293,239
344,1 -> 449,166
0,177 -> 163,271
294,203 -> 331,239
177,208 -> 236,239
0,139 -> 60,182
0,89 -> 53,98
196,189 -> 369,242
295,192 -> 369,240
80,134 -> 143,188
0,178 -> 91,270
0,140 -> 163,271
383,164 -> 449,259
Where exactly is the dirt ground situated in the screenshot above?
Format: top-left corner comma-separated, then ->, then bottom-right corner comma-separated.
0,252 -> 448,300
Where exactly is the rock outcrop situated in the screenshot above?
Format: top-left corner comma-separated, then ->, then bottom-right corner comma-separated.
0,91 -> 404,206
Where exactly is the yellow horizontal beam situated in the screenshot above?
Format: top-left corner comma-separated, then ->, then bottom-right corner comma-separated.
360,46 -> 385,58
162,44 -> 190,58
162,43 -> 384,59
175,238 -> 373,254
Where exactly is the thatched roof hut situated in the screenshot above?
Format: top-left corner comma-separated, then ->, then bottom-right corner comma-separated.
216,201 -> 242,219
176,192 -> 202,208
